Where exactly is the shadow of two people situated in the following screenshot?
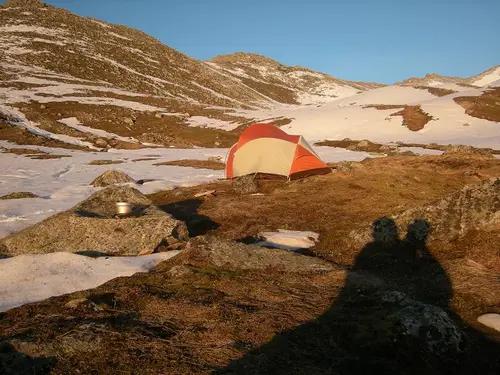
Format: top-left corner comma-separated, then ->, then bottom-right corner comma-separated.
217,218 -> 500,375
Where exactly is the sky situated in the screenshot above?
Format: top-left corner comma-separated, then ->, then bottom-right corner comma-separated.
36,0 -> 500,84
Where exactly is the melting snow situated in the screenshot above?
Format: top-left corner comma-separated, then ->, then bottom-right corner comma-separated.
0,251 -> 180,312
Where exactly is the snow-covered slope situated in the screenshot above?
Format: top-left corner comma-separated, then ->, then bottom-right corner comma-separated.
233,86 -> 500,148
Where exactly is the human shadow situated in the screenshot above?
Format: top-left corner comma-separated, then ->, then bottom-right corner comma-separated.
159,198 -> 219,237
217,217 -> 500,374
0,342 -> 56,375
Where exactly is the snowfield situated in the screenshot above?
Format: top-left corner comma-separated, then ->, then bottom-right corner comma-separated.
0,141 -> 373,238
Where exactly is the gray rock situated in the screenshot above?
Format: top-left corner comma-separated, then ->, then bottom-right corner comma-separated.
94,138 -> 109,148
477,313 -> 500,332
1,186 -> 185,256
182,236 -> 334,273
232,175 -> 259,194
90,170 -> 135,187
123,117 -> 135,126
348,178 -> 500,247
379,291 -> 466,356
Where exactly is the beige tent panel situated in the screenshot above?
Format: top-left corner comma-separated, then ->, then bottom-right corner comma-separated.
232,138 -> 297,177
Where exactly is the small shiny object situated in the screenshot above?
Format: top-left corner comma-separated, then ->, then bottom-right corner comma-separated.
116,202 -> 132,215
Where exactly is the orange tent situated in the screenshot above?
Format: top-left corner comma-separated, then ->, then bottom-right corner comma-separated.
225,123 -> 331,180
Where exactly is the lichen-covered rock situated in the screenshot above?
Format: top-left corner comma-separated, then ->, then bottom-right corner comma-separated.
177,236 -> 334,273
348,178 -> 500,247
379,291 -> 466,356
232,175 -> 259,194
442,145 -> 494,158
1,186 -> 185,256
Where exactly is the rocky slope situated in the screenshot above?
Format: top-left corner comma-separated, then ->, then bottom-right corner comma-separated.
398,65 -> 500,89
0,0 -> 499,150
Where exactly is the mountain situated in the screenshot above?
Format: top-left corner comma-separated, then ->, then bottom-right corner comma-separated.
0,0 -> 499,150
398,66 -> 500,89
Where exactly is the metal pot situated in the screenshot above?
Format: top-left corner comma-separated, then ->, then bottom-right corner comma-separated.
116,202 -> 133,215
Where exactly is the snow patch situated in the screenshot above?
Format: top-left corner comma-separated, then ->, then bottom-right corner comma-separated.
58,117 -> 139,143
0,251 -> 180,312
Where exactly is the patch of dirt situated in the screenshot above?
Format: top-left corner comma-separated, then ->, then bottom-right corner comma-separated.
454,87 -> 500,122
363,104 -> 406,110
0,147 -> 46,155
414,86 -> 457,97
27,154 -> 72,159
88,160 -> 124,166
154,159 -> 226,170
0,192 -> 39,200
390,105 -> 434,131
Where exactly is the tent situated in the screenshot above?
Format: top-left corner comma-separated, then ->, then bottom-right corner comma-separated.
225,123 -> 331,180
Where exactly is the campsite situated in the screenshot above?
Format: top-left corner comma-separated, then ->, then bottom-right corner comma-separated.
1,0 -> 500,374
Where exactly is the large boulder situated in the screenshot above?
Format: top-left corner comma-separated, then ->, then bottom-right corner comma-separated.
1,186 -> 187,256
171,236 -> 334,273
348,178 -> 500,247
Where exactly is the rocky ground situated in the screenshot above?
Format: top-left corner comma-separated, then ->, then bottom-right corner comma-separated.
1,152 -> 500,374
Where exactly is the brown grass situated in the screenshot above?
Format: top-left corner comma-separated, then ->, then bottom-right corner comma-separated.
391,105 -> 434,131
28,154 -> 72,159
415,86 -> 457,97
0,192 -> 39,200
88,160 -> 124,165
154,159 -> 226,170
0,147 -> 45,155
1,154 -> 499,374
363,104 -> 406,110
454,87 -> 500,122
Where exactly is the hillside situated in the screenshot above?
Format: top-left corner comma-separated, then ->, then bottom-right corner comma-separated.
0,0 -> 499,151
398,66 -> 500,89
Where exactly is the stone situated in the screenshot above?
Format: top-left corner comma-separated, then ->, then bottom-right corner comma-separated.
123,117 -> 135,126
94,138 -> 109,148
477,313 -> 500,332
232,175 -> 259,194
0,186 -> 184,256
168,265 -> 192,277
138,248 -> 155,256
348,178 -> 500,247
90,170 -> 135,187
182,236 -> 334,273
154,113 -> 162,119
357,140 -> 370,148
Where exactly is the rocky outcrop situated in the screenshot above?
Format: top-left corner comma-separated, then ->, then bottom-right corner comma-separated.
348,178 -> 500,247
1,186 -> 187,256
90,170 -> 135,187
175,236 -> 334,273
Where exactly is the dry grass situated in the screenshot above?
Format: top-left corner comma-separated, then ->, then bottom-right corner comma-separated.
88,160 -> 124,166
154,159 -> 226,170
28,154 -> 72,160
0,147 -> 45,155
415,86 -> 457,97
391,105 -> 434,131
1,154 -> 500,374
0,123 -> 87,150
0,192 -> 39,200
454,87 -> 500,122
